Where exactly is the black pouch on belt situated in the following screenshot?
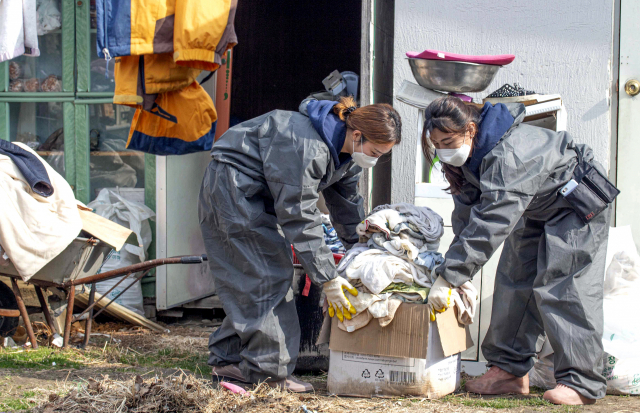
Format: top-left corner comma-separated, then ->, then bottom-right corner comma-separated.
562,149 -> 620,224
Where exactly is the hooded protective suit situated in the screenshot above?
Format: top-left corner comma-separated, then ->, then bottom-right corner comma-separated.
435,103 -> 610,399
199,99 -> 364,382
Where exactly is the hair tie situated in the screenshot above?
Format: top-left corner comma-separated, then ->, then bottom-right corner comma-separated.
346,106 -> 356,114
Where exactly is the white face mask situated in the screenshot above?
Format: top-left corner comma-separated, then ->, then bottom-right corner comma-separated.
435,134 -> 471,167
352,138 -> 378,169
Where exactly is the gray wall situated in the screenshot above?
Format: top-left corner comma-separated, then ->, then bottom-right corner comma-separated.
391,0 -> 615,203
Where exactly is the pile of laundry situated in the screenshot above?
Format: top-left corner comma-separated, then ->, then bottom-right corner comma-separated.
335,203 -> 477,332
322,215 -> 346,254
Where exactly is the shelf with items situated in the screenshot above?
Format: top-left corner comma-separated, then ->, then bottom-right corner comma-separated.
89,151 -> 142,156
73,101 -> 145,204
0,99 -> 146,204
0,100 -> 74,181
36,150 -> 143,157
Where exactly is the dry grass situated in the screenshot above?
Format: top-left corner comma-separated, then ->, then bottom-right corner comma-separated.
29,372 -> 475,413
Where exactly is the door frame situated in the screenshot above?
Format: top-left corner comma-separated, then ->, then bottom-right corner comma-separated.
611,0 -> 621,224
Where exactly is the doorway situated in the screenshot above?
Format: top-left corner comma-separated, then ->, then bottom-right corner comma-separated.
229,1 -> 362,125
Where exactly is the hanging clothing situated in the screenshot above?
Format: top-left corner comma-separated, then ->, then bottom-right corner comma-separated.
199,98 -> 364,383
105,0 -> 237,155
0,0 -> 39,62
126,82 -> 217,155
437,102 -> 611,399
0,0 -> 24,62
22,0 -> 39,56
0,143 -> 82,281
96,0 -> 233,71
113,54 -> 202,111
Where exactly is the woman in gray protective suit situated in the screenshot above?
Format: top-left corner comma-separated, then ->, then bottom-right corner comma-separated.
198,96 -> 402,392
423,96 -> 617,406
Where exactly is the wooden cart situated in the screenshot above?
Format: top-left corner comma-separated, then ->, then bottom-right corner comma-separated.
0,237 -> 207,349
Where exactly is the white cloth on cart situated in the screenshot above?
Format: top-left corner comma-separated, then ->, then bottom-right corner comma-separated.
0,143 -> 81,280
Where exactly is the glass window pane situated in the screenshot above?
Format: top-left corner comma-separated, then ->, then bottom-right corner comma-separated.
89,1 -> 115,93
88,103 -> 144,201
9,0 -> 64,93
8,102 -> 66,177
89,32 -> 115,93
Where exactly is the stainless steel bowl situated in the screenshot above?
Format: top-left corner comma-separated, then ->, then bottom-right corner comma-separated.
407,58 -> 502,93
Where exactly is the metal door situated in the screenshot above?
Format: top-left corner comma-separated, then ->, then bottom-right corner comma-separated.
616,0 -> 640,251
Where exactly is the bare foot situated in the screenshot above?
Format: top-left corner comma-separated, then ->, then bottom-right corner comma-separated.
543,384 -> 596,405
465,366 -> 529,395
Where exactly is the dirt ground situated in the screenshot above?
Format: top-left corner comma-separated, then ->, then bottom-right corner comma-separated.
1,321 -> 639,412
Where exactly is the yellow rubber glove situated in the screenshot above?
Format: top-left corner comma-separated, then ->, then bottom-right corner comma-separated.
427,275 -> 453,322
323,277 -> 358,322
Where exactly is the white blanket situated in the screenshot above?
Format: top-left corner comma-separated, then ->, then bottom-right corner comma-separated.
0,143 -> 81,280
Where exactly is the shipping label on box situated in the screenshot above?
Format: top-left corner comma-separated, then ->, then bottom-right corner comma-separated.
327,314 -> 463,398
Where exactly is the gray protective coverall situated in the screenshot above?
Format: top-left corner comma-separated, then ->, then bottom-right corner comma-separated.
435,104 -> 610,399
198,101 -> 364,382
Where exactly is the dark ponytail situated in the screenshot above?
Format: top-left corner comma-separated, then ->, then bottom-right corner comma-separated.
421,96 -> 481,194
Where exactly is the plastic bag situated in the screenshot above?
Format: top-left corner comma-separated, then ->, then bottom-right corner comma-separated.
36,0 -> 61,36
597,228 -> 640,395
87,189 -> 155,316
602,251 -> 640,361
603,251 -> 640,298
94,250 -> 145,316
602,354 -> 640,395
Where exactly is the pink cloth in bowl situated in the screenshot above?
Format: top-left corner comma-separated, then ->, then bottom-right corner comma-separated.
406,49 -> 515,66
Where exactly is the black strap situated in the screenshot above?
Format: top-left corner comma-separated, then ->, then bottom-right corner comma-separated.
569,143 -> 587,181
574,144 -> 584,165
199,71 -> 215,85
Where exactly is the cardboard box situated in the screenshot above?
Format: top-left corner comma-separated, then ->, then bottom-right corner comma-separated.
325,303 -> 472,398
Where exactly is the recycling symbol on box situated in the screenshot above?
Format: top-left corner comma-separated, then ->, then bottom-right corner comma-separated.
362,369 -> 371,379
375,369 -> 385,379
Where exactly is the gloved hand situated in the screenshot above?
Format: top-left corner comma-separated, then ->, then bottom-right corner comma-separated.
427,275 -> 453,322
323,277 -> 358,322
